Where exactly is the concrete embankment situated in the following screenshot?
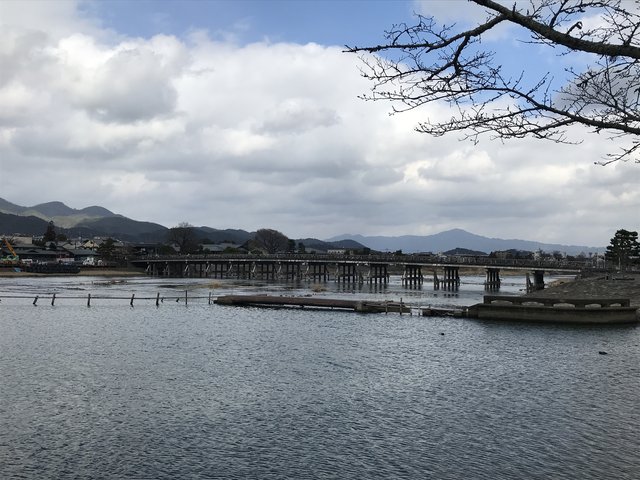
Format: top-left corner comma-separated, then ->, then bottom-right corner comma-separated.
525,273 -> 640,308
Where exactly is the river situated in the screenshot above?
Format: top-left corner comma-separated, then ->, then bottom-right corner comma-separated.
0,275 -> 638,479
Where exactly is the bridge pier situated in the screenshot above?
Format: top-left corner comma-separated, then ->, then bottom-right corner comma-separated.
256,261 -> 277,280
336,263 -> 360,283
307,262 -> 329,282
441,266 -> 460,290
230,261 -> 252,279
484,268 -> 501,291
369,263 -> 389,284
206,261 -> 227,278
526,270 -> 545,292
402,264 -> 423,287
279,262 -> 301,281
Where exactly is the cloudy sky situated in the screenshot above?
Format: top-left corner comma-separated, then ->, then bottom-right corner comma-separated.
1,0 -> 638,247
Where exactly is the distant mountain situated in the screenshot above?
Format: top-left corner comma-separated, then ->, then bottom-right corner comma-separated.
326,228 -> 603,255
196,227 -> 253,245
0,198 -> 163,242
0,212 -> 50,236
74,217 -> 168,242
79,205 -> 115,217
0,198 -> 119,229
443,247 -> 489,256
0,198 -> 606,254
0,198 -> 28,215
295,237 -> 368,252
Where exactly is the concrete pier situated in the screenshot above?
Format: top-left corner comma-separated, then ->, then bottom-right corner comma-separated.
485,268 -> 501,291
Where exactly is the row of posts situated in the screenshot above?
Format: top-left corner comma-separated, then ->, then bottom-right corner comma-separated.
29,290 -> 214,307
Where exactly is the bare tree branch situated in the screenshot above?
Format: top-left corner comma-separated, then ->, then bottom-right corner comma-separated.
346,0 -> 640,164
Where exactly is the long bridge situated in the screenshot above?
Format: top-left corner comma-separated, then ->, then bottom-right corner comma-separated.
130,254 -> 583,292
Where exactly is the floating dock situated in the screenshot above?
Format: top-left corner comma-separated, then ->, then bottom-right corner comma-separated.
214,294 -> 639,324
214,295 -> 411,313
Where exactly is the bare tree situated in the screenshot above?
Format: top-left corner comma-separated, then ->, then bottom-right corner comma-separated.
253,228 -> 290,254
346,0 -> 640,164
167,222 -> 199,254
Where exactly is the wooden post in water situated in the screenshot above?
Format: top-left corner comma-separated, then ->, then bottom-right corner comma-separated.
185,290 -> 188,306
87,293 -> 91,307
33,295 -> 38,306
130,293 -> 135,307
51,293 -> 56,306
156,292 -> 160,307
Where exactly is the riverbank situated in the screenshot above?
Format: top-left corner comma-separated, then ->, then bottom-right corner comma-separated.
526,273 -> 640,307
0,267 -> 146,277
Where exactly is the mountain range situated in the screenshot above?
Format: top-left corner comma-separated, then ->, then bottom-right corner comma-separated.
327,230 -> 603,255
0,198 -> 603,254
0,198 -> 358,251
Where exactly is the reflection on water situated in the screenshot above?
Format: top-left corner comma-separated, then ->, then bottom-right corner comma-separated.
0,275 -> 638,479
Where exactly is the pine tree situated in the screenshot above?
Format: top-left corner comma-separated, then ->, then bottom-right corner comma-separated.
605,229 -> 640,271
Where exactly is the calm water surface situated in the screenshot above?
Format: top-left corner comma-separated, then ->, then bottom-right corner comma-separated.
0,276 -> 638,479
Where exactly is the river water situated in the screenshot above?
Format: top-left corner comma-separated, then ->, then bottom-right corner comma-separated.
0,275 -> 638,479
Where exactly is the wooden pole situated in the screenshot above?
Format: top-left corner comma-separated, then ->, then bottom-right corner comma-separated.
185,289 -> 188,306
156,292 -> 160,307
130,293 -> 135,307
87,293 -> 91,307
51,293 -> 56,306
33,295 -> 38,306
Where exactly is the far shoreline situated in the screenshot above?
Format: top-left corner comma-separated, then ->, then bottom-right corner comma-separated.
0,268 -> 147,278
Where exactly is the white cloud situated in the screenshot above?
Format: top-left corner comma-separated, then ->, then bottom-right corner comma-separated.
0,1 -> 637,248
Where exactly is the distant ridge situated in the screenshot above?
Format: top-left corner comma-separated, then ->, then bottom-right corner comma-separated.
0,198 -> 365,250
326,228 -> 603,255
0,198 -> 604,254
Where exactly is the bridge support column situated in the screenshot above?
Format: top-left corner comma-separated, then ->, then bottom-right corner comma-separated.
369,264 -> 388,285
210,262 -> 223,278
337,263 -> 359,283
441,266 -> 460,290
233,261 -> 252,279
527,270 -> 545,292
402,265 -> 423,287
484,268 -> 501,291
309,263 -> 328,282
280,262 -> 301,281
256,262 -> 277,280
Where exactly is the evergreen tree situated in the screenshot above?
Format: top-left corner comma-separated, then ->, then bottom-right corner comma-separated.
605,229 -> 640,271
43,221 -> 57,242
97,238 -> 116,261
